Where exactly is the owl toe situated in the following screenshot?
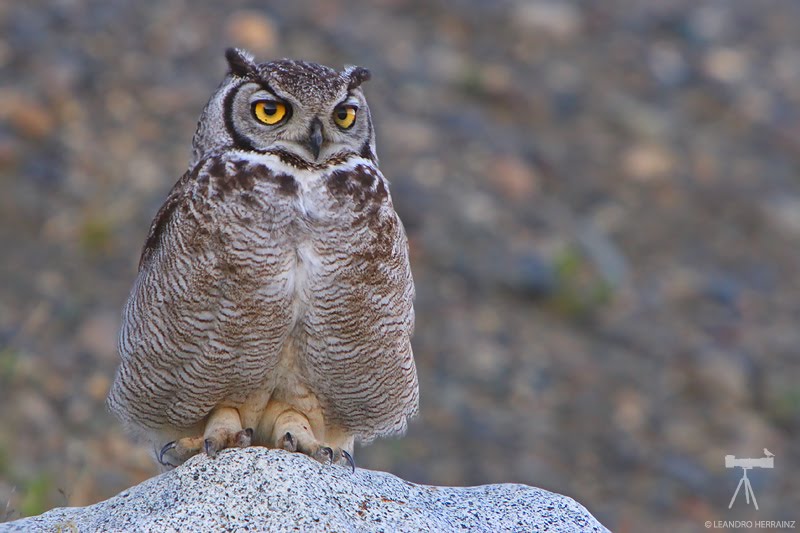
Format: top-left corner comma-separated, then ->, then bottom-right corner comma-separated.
279,431 -> 298,452
234,427 -> 254,448
158,435 -> 205,468
204,438 -> 219,458
310,445 -> 354,471
313,446 -> 334,465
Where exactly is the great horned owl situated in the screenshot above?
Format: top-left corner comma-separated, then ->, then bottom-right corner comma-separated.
107,48 -> 418,470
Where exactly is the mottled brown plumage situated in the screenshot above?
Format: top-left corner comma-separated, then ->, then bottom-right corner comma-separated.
108,49 -> 418,469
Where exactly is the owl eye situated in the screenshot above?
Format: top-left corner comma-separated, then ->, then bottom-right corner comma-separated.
333,105 -> 357,129
253,100 -> 289,125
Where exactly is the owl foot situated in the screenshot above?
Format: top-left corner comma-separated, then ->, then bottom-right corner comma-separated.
158,407 -> 253,467
202,406 -> 251,457
272,409 -> 355,472
320,446 -> 356,472
277,431 -> 354,471
311,445 -> 355,470
159,427 -> 253,466
205,427 -> 254,457
158,436 -> 204,467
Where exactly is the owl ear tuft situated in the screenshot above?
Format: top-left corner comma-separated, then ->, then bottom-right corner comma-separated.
344,66 -> 371,90
225,48 -> 257,77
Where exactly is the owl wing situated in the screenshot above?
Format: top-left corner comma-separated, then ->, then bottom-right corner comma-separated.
302,166 -> 418,442
108,157 -> 294,432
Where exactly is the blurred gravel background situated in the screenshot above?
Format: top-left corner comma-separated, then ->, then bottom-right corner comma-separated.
2,1 -> 800,531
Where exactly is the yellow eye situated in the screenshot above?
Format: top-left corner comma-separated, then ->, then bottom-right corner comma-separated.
253,100 -> 288,125
333,105 -> 357,129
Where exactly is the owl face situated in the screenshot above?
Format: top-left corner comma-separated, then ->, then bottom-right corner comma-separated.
191,49 -> 375,167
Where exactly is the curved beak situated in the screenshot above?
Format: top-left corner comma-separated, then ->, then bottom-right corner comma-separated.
305,118 -> 324,160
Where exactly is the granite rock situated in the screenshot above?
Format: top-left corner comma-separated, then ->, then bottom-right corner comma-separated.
2,448 -> 609,532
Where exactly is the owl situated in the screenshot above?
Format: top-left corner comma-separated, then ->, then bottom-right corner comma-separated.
107,48 -> 418,471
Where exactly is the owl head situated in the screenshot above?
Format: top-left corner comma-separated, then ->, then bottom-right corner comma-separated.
190,48 -> 376,167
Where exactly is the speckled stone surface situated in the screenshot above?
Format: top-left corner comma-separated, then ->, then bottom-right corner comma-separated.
2,447 -> 609,532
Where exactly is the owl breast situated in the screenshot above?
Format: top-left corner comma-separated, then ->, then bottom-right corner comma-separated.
215,152 -> 413,435
111,150 -> 416,442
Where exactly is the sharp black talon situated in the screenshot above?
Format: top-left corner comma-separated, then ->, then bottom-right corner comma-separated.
281,431 -> 297,451
342,450 -> 355,473
322,446 -> 334,465
204,438 -> 217,458
158,441 -> 176,466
